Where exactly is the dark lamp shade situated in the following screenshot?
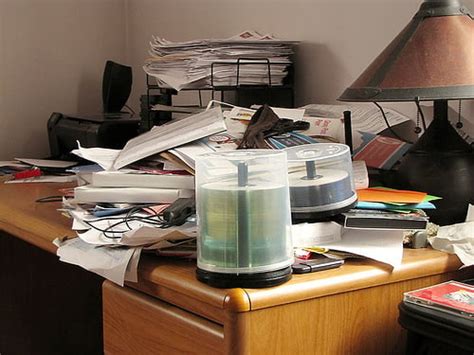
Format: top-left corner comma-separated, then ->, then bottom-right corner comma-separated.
339,2 -> 474,102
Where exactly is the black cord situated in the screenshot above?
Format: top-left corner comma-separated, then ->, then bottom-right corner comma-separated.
414,98 -> 427,131
81,204 -> 173,239
36,195 -> 63,203
374,102 -> 414,144
456,100 -> 463,129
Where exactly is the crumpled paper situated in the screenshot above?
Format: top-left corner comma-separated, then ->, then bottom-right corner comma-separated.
428,204 -> 474,266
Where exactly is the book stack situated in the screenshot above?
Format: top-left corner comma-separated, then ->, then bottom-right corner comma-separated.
73,169 -> 195,204
332,187 -> 436,231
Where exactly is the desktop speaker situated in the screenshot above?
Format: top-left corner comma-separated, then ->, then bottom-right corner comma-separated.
48,60 -> 138,159
102,60 -> 132,113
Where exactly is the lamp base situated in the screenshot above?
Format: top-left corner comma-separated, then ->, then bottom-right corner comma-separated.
391,100 -> 474,226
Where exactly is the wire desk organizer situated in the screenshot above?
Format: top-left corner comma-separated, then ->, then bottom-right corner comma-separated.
142,58 -> 294,130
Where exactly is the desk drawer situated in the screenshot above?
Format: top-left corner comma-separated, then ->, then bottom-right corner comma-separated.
103,281 -> 224,354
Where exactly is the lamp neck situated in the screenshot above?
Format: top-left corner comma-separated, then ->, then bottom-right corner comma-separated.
433,100 -> 448,122
417,0 -> 471,17
412,99 -> 472,153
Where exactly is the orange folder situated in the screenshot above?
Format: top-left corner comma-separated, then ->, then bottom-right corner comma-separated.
356,187 -> 427,204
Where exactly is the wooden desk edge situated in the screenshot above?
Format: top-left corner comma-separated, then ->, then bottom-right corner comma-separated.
243,249 -> 465,310
0,183 -> 467,317
0,221 -> 58,254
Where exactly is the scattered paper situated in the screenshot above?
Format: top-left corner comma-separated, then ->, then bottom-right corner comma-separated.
466,204 -> 474,222
151,104 -> 202,114
5,175 -> 77,184
428,220 -> 474,267
228,106 -> 305,122
56,237 -> 139,286
319,228 -> 405,268
292,221 -> 341,247
144,31 -> 297,91
292,221 -> 405,268
356,188 -> 427,204
300,116 -> 345,143
72,143 -> 120,171
352,160 -> 369,190
73,107 -> 226,171
302,103 -> 410,136
0,161 -> 29,168
168,116 -> 242,170
14,158 -> 78,168
124,247 -> 143,283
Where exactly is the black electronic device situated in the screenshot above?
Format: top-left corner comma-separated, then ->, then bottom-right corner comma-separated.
292,258 -> 344,274
162,198 -> 195,226
48,61 -> 139,160
102,60 -> 132,114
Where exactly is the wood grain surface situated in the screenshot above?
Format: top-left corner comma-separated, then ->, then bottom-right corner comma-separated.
103,281 -> 224,354
1,182 -> 472,355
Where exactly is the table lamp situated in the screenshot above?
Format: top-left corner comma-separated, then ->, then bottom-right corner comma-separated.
339,0 -> 474,225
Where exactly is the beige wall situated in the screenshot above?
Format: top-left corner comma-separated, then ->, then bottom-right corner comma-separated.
126,0 -> 473,116
0,0 -> 126,160
1,0 -> 473,159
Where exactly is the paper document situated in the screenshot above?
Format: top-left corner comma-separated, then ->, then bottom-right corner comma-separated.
124,247 -> 143,283
301,103 -> 412,150
72,107 -> 226,170
428,204 -> 474,267
228,106 -> 305,121
318,227 -> 405,268
292,221 -> 341,247
5,175 -> 77,184
168,115 -> 244,170
0,161 -> 29,168
293,221 -> 405,268
302,103 -> 410,134
352,160 -> 369,190
144,31 -> 297,91
55,237 -> 139,286
301,116 -> 345,143
72,144 -> 120,171
151,104 -> 202,114
14,158 -> 78,168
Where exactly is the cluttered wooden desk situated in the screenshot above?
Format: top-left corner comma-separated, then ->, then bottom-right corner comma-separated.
0,181 -> 469,354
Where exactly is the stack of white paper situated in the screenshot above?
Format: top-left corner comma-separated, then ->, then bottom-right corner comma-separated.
143,31 -> 297,91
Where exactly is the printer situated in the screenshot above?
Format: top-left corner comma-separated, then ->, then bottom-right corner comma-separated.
47,61 -> 140,160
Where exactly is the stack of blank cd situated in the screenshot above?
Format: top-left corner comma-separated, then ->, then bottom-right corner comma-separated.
285,144 -> 357,221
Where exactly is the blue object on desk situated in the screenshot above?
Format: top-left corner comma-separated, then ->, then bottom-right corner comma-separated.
91,206 -> 134,217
